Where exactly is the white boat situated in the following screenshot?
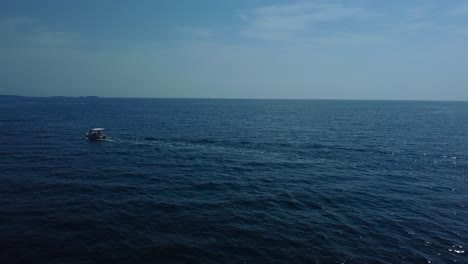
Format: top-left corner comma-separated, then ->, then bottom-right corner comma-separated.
86,128 -> 106,140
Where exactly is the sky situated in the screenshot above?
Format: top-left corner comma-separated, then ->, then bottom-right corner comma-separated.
1,0 -> 468,100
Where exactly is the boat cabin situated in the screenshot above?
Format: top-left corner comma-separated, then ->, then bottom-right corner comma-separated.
87,128 -> 106,140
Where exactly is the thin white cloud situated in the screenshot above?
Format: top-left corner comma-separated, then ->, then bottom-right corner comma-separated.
446,2 -> 468,16
239,1 -> 370,40
239,1 -> 468,42
389,3 -> 468,36
1,16 -> 36,29
402,5 -> 437,22
1,16 -> 83,47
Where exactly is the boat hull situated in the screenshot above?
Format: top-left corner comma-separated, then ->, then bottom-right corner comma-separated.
86,133 -> 106,140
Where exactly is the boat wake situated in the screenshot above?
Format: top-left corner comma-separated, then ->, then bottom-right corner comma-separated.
99,136 -> 299,163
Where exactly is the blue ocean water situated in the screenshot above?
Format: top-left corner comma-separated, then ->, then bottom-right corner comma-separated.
0,97 -> 466,263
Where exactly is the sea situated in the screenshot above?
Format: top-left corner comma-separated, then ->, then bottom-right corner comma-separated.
0,96 -> 466,263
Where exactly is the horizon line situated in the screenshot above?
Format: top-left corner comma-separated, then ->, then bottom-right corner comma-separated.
1,94 -> 467,103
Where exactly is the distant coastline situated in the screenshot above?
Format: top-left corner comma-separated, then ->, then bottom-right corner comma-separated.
0,95 -> 100,98
0,95 -> 467,102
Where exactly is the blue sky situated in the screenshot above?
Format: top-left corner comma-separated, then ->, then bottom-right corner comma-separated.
1,0 -> 468,100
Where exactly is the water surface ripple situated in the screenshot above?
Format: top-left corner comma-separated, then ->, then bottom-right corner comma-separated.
0,97 -> 467,263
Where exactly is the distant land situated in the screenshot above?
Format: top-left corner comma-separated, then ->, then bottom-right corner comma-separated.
0,95 -> 101,99
0,95 -> 467,102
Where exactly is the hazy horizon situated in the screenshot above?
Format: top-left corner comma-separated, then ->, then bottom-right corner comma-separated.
3,94 -> 468,102
1,0 -> 468,100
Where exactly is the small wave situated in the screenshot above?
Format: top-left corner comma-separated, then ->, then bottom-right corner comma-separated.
192,181 -> 222,190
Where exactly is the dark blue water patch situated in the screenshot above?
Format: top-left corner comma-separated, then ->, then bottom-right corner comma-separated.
0,98 -> 467,263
